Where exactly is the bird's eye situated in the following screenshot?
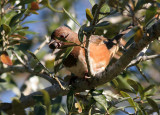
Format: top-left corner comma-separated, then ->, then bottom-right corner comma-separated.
60,34 -> 65,38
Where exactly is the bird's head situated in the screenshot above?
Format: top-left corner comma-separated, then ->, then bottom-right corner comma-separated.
49,26 -> 73,50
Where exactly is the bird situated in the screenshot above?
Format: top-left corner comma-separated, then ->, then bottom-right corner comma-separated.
49,26 -> 122,78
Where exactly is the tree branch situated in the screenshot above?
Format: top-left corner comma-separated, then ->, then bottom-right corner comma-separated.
127,54 -> 160,67
1,20 -> 160,113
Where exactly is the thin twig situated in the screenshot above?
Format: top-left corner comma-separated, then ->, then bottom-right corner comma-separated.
34,36 -> 49,55
128,54 -> 160,67
135,65 -> 149,82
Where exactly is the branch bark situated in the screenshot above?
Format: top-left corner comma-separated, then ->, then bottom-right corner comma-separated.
1,20 -> 160,113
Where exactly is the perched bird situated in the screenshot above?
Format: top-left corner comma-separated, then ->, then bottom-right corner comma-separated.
49,26 -> 121,78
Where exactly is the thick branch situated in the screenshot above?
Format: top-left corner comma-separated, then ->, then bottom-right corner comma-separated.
0,65 -> 57,84
1,20 -> 160,112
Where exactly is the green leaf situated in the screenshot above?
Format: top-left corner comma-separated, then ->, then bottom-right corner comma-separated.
143,84 -> 155,93
86,8 -> 94,22
95,21 -> 110,28
78,25 -> 85,43
9,11 -> 26,27
100,3 -> 110,13
12,98 -> 26,115
2,24 -> 11,35
89,0 -> 95,6
145,6 -> 157,25
120,91 -> 137,111
99,3 -> 110,19
127,79 -> 144,99
63,8 -> 81,27
24,30 -> 38,35
91,89 -> 108,112
22,21 -> 40,25
34,62 -> 44,73
40,90 -> 51,115
51,96 -> 62,113
1,11 -> 17,25
147,98 -> 159,114
54,61 -> 63,74
92,4 -> 98,16
127,79 -> 139,93
34,104 -> 46,115
67,90 -> 74,112
63,47 -> 73,60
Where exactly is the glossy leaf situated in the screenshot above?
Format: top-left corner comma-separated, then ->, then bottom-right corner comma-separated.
95,21 -> 110,28
9,11 -> 25,27
86,8 -> 94,22
92,4 -> 98,16
145,6 -> 157,25
120,91 -> 137,111
91,90 -> 108,112
78,25 -> 85,43
67,90 -> 74,112
63,8 -> 80,27
147,98 -> 159,114
0,51 -> 13,66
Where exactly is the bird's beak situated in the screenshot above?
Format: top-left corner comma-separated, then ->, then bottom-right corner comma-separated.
48,39 -> 62,50
48,39 -> 56,50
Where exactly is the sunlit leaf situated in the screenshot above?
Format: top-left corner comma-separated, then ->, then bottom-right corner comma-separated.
91,89 -> 108,112
67,90 -> 74,112
63,8 -> 81,27
0,51 -> 13,66
89,0 -> 95,6
147,98 -> 159,114
120,91 -> 137,111
40,89 -> 51,115
86,8 -> 94,22
95,21 -> 110,28
100,3 -> 110,13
